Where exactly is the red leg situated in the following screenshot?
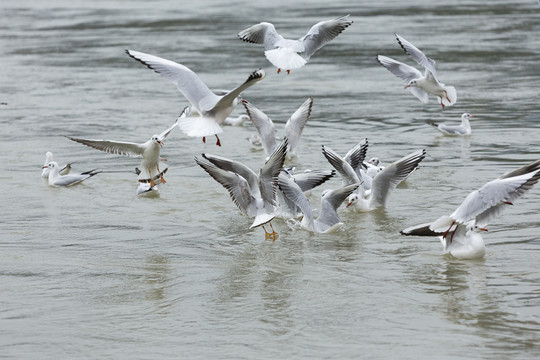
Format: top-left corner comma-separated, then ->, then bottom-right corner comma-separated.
277,68 -> 281,74
442,221 -> 455,240
286,69 -> 290,75
444,90 -> 451,102
215,135 -> 221,147
202,136 -> 206,143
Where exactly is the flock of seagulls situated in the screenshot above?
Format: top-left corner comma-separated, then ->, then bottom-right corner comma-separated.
41,15 -> 540,259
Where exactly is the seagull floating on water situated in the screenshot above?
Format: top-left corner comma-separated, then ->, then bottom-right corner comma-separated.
401,159 -> 540,259
377,33 -> 457,108
195,138 -> 288,239
68,108 -> 184,187
41,151 -> 72,178
126,50 -> 265,146
45,161 -> 101,187
242,97 -> 312,160
427,113 -> 474,136
238,15 -> 352,74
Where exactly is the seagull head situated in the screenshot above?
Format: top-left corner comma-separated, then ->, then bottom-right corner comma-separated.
151,135 -> 163,147
404,80 -> 417,89
346,193 -> 359,208
368,157 -> 380,166
462,113 -> 474,119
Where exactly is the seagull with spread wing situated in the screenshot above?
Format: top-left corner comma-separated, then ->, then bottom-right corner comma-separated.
67,108 -> 185,187
401,159 -> 540,259
126,50 -> 265,146
377,33 -> 457,108
238,15 -> 352,74
194,138 -> 288,239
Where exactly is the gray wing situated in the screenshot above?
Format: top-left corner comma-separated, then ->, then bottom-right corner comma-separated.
299,15 -> 353,59
395,33 -> 438,79
159,106 -> 188,139
436,124 -> 467,135
201,153 -> 259,192
67,136 -> 145,157
343,139 -> 369,173
238,22 -> 284,50
126,50 -> 218,114
316,184 -> 359,228
258,138 -> 288,207
370,149 -> 426,208
195,156 -> 256,216
451,160 -> 540,226
211,69 -> 265,119
376,55 -> 429,103
242,99 -> 277,155
277,173 -> 314,229
284,97 -> 312,154
322,145 -> 361,186
293,170 -> 335,192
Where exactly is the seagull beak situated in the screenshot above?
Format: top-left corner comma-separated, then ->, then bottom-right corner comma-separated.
157,140 -> 163,147
479,227 -> 488,232
404,84 -> 410,89
42,166 -> 48,169
346,202 -> 352,208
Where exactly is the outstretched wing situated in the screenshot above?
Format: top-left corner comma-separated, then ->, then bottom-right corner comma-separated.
395,33 -> 438,79
238,22 -> 284,50
211,69 -> 265,118
195,156 -> 256,216
284,97 -> 312,154
67,136 -> 145,157
126,50 -> 218,114
258,138 -> 288,207
451,160 -> 540,226
322,145 -> 361,186
370,149 -> 426,208
242,99 -> 277,155
300,15 -> 353,59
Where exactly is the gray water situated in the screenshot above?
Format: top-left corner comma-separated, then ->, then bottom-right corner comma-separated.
1,0 -> 540,359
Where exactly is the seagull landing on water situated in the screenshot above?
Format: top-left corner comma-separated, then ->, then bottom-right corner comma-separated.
238,15 -> 352,74
377,33 -> 457,109
45,161 -> 101,187
67,108 -> 185,188
401,159 -> 540,259
427,113 -> 474,136
194,138 -> 288,240
126,50 -> 265,146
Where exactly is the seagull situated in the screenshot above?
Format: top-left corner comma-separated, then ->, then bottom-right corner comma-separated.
194,138 -> 288,239
68,108 -> 184,187
401,159 -> 540,259
41,151 -> 72,178
278,173 -> 359,233
427,113 -> 474,136
377,33 -> 457,108
45,161 -> 101,187
126,49 -> 265,146
322,146 -> 426,212
238,15 -> 353,74
242,98 -> 312,159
